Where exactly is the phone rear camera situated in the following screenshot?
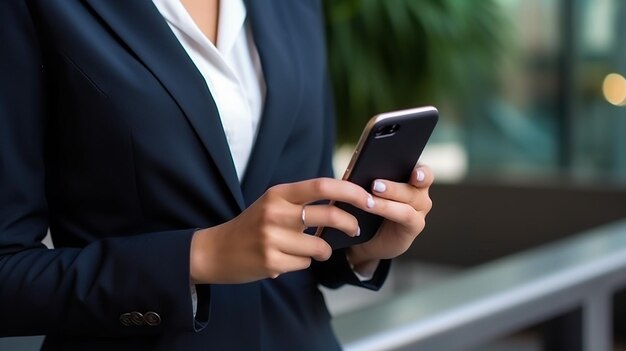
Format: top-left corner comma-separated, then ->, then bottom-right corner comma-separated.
375,124 -> 400,138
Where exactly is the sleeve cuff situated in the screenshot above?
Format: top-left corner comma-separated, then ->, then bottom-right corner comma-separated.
312,248 -> 391,290
192,284 -> 211,332
350,259 -> 380,282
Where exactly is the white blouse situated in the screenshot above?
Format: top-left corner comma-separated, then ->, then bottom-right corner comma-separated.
152,0 -> 266,181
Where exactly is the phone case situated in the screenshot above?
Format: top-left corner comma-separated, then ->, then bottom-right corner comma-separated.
318,106 -> 438,250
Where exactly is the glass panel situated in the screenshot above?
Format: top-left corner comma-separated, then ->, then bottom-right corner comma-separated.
463,0 -> 561,177
572,0 -> 626,179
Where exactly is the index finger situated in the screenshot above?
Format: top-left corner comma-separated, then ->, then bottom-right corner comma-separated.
275,178 -> 374,210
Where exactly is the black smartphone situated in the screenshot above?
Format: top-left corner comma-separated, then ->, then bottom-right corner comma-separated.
316,106 -> 438,250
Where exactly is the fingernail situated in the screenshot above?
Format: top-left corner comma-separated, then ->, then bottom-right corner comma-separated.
367,195 -> 375,209
417,170 -> 426,182
355,226 -> 361,237
373,180 -> 386,193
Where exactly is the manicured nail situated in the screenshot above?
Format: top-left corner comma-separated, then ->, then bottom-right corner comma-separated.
355,226 -> 361,237
367,195 -> 375,209
373,180 -> 386,193
416,169 -> 426,182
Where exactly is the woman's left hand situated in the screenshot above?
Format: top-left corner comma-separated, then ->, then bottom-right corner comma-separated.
347,165 -> 434,272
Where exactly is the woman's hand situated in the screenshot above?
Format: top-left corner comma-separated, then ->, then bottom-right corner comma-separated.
190,178 -> 374,284
347,165 -> 434,272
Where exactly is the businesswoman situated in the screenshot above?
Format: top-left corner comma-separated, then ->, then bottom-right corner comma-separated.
0,0 -> 433,350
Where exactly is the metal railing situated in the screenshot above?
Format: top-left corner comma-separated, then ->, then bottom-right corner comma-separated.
333,219 -> 626,351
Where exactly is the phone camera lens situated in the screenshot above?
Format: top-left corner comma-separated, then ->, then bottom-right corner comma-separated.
374,124 -> 400,138
375,126 -> 385,137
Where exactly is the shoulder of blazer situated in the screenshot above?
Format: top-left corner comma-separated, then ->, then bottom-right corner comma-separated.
80,0 -> 247,209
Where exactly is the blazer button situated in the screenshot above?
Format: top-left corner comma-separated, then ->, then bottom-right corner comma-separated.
130,311 -> 145,326
119,313 -> 133,327
144,311 -> 162,326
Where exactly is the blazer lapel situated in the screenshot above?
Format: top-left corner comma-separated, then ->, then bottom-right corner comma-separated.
83,0 -> 246,210
241,0 -> 302,205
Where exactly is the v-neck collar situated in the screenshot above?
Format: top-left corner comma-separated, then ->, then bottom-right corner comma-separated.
153,0 -> 246,58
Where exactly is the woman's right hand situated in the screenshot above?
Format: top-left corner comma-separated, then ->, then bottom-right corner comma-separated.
189,178 -> 375,284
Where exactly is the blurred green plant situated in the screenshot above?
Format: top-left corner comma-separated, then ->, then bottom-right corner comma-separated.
324,0 -> 509,144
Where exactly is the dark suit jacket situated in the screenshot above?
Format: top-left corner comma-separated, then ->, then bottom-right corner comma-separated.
0,0 -> 390,350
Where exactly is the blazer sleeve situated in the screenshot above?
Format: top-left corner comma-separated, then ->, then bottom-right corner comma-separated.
310,70 -> 391,291
0,0 -> 208,337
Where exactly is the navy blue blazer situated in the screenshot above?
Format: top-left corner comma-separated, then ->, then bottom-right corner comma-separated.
0,0 -> 391,350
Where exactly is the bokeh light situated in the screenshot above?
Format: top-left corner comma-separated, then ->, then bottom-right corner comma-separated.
602,73 -> 626,106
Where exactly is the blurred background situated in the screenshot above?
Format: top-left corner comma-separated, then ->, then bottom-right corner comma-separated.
325,0 -> 626,180
321,0 -> 626,350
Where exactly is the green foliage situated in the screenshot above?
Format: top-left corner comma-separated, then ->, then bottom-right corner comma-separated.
324,0 -> 509,144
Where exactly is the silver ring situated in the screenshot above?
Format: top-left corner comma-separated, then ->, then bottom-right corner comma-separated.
301,206 -> 308,230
